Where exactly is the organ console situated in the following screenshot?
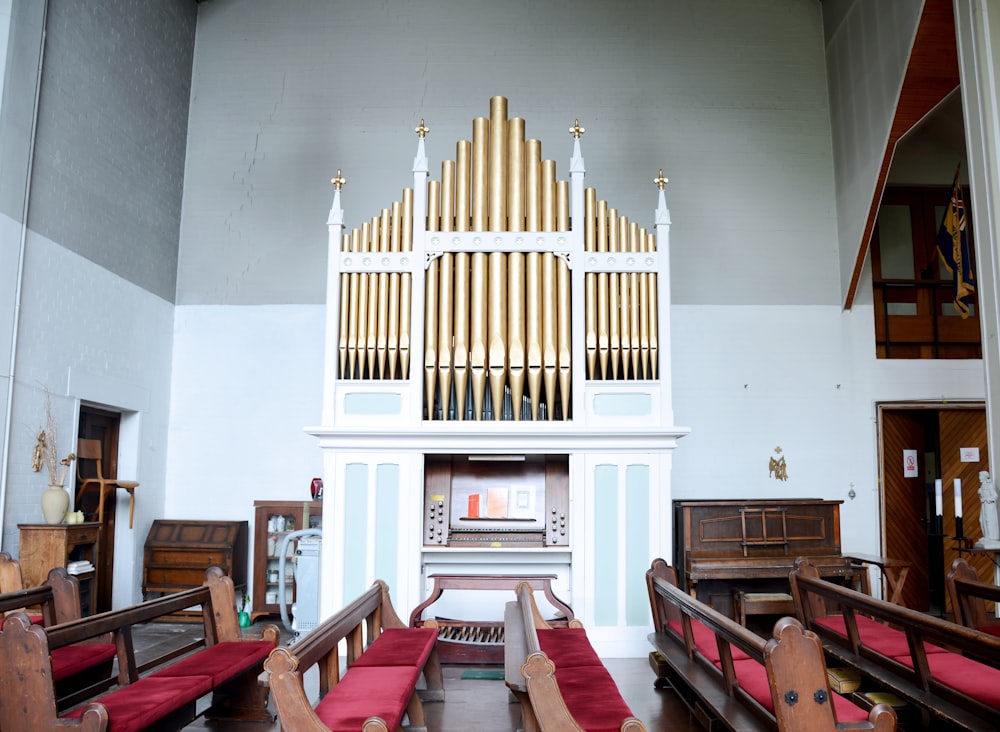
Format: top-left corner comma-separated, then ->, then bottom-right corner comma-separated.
673,498 -> 860,619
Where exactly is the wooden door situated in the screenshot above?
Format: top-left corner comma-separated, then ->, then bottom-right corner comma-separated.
882,409 -> 931,610
77,406 -> 121,613
939,409 -> 991,593
881,405 -> 989,615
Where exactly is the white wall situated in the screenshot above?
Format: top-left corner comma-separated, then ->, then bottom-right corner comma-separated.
179,0 -> 839,307
671,293 -> 986,555
3,228 -> 174,606
166,305 -> 325,520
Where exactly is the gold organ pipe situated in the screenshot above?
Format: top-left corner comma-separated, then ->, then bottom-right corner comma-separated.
357,221 -> 371,379
400,188 -> 413,379
628,220 -> 641,380
453,142 -> 471,416
526,250 -> 542,419
364,217 -> 379,378
488,251 -> 507,419
507,119 -> 525,233
471,118 -> 488,231
456,141 -> 471,232
541,159 -> 556,418
488,96 -> 507,231
470,118 -> 488,415
424,182 -> 440,417
584,188 -> 597,380
508,250 -> 526,420
507,117 -> 526,418
338,232 -> 350,378
648,231 -> 659,379
377,209 -> 391,379
638,226 -> 650,380
469,251 -> 487,419
616,214 -> 630,380
438,160 -> 455,418
453,251 -> 470,420
556,180 -> 571,418
347,228 -> 361,380
525,139 -> 543,417
541,159 -> 556,232
525,140 -> 541,231
388,201 -> 401,379
597,201 -> 609,379
609,209 -> 623,380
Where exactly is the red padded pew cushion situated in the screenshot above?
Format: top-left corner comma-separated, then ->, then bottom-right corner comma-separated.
63,674 -> 211,732
51,643 -> 116,681
350,627 -> 437,668
314,666 -> 421,732
550,663 -> 637,732
667,618 -> 751,665
152,640 -> 273,685
537,628 -> 603,667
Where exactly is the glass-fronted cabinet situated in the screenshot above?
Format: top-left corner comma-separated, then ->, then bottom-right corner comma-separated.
251,500 -> 322,619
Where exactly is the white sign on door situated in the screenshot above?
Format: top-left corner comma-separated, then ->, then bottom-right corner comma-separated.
960,447 -> 980,462
903,449 -> 919,478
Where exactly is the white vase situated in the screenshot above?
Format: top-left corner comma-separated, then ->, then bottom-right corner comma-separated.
41,484 -> 70,524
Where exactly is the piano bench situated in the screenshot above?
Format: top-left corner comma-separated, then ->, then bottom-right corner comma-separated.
733,590 -> 794,627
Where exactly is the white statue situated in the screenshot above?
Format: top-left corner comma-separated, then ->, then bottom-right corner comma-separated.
978,471 -> 1000,548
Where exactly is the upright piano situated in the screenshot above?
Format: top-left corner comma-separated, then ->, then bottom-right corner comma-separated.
673,498 -> 858,619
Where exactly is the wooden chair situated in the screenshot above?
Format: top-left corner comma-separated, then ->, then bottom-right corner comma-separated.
75,439 -> 138,528
733,589 -> 794,626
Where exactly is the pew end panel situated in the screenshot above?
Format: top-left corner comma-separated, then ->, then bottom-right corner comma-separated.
791,557 -> 1000,731
646,558 -> 895,732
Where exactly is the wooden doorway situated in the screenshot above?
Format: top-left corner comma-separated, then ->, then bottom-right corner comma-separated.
76,406 -> 122,613
880,404 -> 990,616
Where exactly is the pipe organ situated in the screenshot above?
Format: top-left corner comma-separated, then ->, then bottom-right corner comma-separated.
313,97 -> 687,657
335,97 -> 660,421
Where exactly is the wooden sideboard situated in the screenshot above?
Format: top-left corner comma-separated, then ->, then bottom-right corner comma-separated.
142,520 -> 247,615
18,522 -> 100,615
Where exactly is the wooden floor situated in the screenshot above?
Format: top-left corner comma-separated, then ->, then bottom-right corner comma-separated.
131,621 -> 700,732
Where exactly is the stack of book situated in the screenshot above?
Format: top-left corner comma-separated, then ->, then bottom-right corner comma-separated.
66,560 -> 94,575
826,667 -> 861,694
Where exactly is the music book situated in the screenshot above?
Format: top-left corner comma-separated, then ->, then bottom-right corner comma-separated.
826,667 -> 860,693
485,487 -> 509,518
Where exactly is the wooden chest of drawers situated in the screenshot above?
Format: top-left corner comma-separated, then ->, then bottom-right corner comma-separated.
142,520 -> 248,599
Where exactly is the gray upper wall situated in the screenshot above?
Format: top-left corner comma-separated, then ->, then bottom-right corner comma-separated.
24,0 -> 196,303
178,0 -> 840,307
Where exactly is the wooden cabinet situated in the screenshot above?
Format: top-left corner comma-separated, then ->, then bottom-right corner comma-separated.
142,520 -> 248,604
252,501 -> 321,619
18,523 -> 100,616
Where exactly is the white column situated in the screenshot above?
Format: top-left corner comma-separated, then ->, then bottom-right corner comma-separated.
955,1 -> 1000,485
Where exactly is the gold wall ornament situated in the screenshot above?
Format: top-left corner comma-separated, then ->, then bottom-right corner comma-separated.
32,430 -> 46,472
769,446 -> 788,481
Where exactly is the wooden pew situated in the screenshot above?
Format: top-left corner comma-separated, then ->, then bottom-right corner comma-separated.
264,579 -> 444,731
505,581 -> 646,732
945,557 -> 1000,637
791,557 -> 1000,731
0,565 -> 116,706
646,558 -> 894,732
0,566 -> 278,731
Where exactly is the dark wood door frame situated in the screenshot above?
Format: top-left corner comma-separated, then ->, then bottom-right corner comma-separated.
878,401 -> 988,616
76,406 -> 122,614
